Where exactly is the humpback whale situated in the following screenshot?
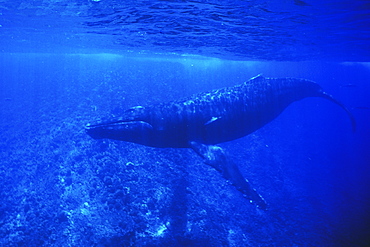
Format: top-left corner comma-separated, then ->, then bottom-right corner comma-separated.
86,75 -> 356,210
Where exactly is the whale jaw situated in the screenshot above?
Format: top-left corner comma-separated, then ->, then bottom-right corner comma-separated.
86,120 -> 154,144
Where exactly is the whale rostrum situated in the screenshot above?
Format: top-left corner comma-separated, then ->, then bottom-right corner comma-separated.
86,75 -> 355,209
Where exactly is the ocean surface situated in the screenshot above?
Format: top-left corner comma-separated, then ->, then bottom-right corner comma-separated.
1,0 -> 370,61
0,1 -> 370,246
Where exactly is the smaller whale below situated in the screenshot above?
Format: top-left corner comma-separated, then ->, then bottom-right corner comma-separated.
86,75 -> 356,210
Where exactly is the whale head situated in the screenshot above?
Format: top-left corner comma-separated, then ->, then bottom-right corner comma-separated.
86,120 -> 155,145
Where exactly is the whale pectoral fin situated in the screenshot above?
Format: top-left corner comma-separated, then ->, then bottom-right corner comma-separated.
189,141 -> 267,210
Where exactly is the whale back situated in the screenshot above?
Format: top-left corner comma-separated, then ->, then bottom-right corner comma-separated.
86,76 -> 355,147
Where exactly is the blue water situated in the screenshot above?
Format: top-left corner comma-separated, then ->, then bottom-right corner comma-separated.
1,1 -> 370,247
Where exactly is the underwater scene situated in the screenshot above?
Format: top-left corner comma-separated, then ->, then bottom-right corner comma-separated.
0,1 -> 370,246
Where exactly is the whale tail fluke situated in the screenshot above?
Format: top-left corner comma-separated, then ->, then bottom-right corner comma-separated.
320,91 -> 356,132
189,141 -> 267,210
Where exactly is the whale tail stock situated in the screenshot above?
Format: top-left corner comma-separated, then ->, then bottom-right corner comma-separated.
319,91 -> 356,132
189,141 -> 267,210
248,75 -> 356,132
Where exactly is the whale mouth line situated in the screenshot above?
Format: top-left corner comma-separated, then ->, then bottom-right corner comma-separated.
85,120 -> 155,141
86,120 -> 153,130
86,119 -> 134,129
